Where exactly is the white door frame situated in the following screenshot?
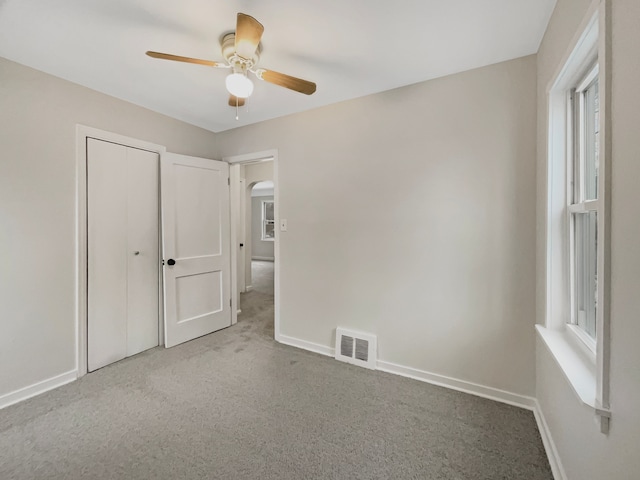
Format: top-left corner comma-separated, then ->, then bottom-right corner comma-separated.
75,125 -> 167,378
238,178 -> 247,295
225,149 -> 280,340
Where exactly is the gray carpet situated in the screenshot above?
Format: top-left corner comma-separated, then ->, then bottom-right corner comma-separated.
0,261 -> 552,479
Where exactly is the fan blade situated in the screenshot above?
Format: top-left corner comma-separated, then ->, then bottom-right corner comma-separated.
235,13 -> 264,60
146,51 -> 220,67
228,95 -> 246,107
256,69 -> 316,95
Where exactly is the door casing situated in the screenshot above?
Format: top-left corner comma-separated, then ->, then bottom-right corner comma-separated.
76,125 -> 167,378
225,149 -> 280,340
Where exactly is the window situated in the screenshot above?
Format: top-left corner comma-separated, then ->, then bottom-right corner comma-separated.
261,200 -> 274,241
568,65 -> 600,346
540,8 -> 611,431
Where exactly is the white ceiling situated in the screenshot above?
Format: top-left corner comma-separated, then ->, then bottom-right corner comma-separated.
0,0 -> 556,133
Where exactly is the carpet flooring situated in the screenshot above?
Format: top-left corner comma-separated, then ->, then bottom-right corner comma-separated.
0,261 -> 552,479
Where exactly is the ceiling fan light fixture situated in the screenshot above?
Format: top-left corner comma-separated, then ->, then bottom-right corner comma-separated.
146,13 -> 317,109
225,72 -> 254,98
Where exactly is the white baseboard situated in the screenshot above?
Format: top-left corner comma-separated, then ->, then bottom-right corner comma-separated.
252,256 -> 274,262
0,369 -> 77,410
377,360 -> 537,411
533,400 -> 567,480
278,334 -> 335,357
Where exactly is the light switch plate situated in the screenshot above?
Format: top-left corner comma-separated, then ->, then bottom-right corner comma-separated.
280,219 -> 287,232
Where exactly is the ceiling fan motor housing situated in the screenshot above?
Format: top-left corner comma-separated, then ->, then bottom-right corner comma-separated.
221,33 -> 260,69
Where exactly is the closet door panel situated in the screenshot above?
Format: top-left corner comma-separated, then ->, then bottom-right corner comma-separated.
87,139 -> 128,372
126,147 -> 160,357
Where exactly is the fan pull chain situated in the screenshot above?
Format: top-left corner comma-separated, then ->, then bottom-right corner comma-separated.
236,96 -> 239,120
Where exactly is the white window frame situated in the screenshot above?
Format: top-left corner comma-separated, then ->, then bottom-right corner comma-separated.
538,0 -> 611,433
567,63 -> 599,352
261,199 -> 275,241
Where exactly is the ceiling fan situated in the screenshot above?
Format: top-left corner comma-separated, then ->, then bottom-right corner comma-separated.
146,13 -> 316,110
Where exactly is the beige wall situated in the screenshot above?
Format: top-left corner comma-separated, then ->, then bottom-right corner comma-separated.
535,0 -> 640,478
215,55 -> 538,397
0,57 -> 217,398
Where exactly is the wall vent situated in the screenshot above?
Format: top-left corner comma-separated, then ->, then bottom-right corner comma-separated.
334,328 -> 377,370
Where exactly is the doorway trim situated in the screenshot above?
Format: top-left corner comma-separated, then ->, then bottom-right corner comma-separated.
75,125 -> 167,378
225,149 -> 281,341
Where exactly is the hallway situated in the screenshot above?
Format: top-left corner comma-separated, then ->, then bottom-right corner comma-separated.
247,260 -> 274,295
237,260 -> 274,341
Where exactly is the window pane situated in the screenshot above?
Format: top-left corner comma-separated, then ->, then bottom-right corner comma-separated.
584,80 -> 599,200
264,223 -> 275,239
574,211 -> 597,338
264,201 -> 274,221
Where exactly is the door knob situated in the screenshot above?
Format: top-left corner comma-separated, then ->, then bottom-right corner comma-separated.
167,259 -> 176,266
133,251 -> 140,256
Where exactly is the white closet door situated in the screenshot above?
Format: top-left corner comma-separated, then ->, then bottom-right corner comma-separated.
87,139 -> 159,372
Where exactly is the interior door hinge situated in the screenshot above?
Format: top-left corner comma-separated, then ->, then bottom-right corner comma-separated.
230,298 -> 232,307
228,177 -> 230,186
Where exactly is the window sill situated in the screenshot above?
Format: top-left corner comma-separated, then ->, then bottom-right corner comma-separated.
536,325 -> 608,418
